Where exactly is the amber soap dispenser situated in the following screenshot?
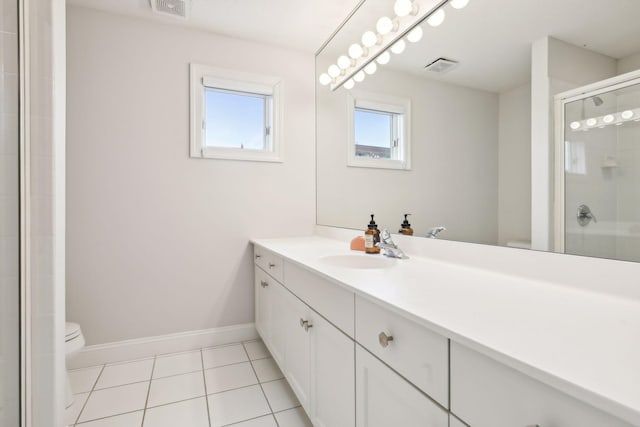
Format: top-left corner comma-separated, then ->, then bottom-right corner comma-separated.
399,214 -> 414,236
364,214 -> 381,254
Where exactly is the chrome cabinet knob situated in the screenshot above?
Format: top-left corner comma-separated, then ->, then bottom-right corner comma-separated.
255,254 -> 262,260
300,318 -> 307,328
378,332 -> 394,348
260,280 -> 268,288
268,262 -> 276,269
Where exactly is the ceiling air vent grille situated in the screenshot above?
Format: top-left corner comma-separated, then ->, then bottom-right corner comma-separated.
424,58 -> 459,74
150,0 -> 190,19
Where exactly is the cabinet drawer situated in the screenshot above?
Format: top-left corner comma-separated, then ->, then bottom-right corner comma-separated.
356,344 -> 448,427
285,261 -> 354,337
355,295 -> 449,407
254,245 -> 284,283
450,342 -> 634,427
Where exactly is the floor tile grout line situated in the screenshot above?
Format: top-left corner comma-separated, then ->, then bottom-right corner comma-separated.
222,413 -> 276,427
201,348 -> 213,427
141,355 -> 157,426
73,363 -> 106,426
74,409 -> 143,425
241,342 -> 280,427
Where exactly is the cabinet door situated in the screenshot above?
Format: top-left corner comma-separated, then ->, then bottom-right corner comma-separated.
283,291 -> 313,411
254,266 -> 285,365
309,311 -> 355,427
356,345 -> 448,427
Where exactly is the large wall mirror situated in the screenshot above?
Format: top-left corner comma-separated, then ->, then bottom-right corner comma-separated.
316,0 -> 640,262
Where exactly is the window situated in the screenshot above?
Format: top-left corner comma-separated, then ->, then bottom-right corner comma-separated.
347,91 -> 411,170
190,64 -> 282,162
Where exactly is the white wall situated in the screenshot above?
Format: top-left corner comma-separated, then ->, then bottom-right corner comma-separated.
617,52 -> 640,75
66,6 -> 315,345
498,84 -> 531,246
316,66 -> 499,244
531,37 -> 618,251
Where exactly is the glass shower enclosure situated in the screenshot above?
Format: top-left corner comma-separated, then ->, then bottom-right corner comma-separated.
557,73 -> 640,262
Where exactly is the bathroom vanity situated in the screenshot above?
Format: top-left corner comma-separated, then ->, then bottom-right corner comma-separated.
252,229 -> 640,427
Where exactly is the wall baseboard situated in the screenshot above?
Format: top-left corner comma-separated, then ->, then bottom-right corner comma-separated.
68,323 -> 258,369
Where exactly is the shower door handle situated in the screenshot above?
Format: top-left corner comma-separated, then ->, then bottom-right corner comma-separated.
577,204 -> 597,226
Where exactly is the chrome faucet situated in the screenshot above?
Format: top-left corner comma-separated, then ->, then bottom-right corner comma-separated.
577,204 -> 597,226
376,229 -> 409,259
426,226 -> 446,238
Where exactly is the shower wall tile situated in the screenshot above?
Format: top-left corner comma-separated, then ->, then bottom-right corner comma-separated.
0,0 -> 18,34
1,72 -> 18,114
1,32 -> 17,73
0,113 -> 19,154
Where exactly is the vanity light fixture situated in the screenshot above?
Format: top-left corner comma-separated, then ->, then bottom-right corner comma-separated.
364,62 -> 378,75
344,79 -> 355,90
328,0 -> 469,91
348,43 -> 365,59
328,64 -> 342,78
427,8 -> 446,27
407,25 -> 424,43
569,107 -> 640,131
376,16 -> 397,35
394,0 -> 419,17
376,51 -> 391,65
318,73 -> 332,86
338,55 -> 353,70
450,0 -> 469,9
391,39 -> 407,54
362,30 -> 380,48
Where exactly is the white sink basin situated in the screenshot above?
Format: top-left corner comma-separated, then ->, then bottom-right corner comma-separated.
319,254 -> 397,270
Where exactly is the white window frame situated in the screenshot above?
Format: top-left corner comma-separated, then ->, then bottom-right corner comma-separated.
190,63 -> 283,162
347,90 -> 411,170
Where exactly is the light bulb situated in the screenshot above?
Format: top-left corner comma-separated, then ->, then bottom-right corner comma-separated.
394,0 -> 415,17
376,51 -> 391,65
427,8 -> 445,27
362,31 -> 379,48
603,114 -> 615,124
338,55 -> 352,70
353,71 -> 365,82
376,16 -> 395,35
318,73 -> 332,86
586,118 -> 597,127
328,64 -> 341,78
364,62 -> 377,75
407,26 -> 423,43
391,39 -> 406,54
621,110 -> 634,120
450,0 -> 470,9
569,121 -> 581,130
343,79 -> 355,90
348,43 -> 365,59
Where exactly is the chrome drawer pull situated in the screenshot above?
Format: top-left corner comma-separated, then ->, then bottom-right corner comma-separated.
378,332 -> 394,348
255,254 -> 262,260
268,262 -> 276,269
260,280 -> 268,288
300,318 -> 307,328
525,425 -> 540,427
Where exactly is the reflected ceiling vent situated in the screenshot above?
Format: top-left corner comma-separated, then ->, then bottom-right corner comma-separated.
424,58 -> 459,74
150,0 -> 190,20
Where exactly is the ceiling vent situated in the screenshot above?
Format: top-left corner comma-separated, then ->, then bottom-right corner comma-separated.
424,58 -> 459,74
150,0 -> 190,20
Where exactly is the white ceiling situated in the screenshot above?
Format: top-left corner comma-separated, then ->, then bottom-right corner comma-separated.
67,0 -> 362,53
321,0 -> 640,93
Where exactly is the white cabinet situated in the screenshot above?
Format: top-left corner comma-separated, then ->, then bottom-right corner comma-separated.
355,295 -> 449,407
254,266 -> 286,365
355,345 -> 448,427
282,284 -> 355,427
449,415 -> 468,427
450,342 -> 634,427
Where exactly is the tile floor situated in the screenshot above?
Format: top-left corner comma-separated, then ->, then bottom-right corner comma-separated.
66,340 -> 313,427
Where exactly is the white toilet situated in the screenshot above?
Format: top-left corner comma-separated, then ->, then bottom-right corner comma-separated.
65,322 -> 85,408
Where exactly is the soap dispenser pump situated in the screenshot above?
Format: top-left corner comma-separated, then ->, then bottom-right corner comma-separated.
399,214 -> 414,236
364,214 -> 381,254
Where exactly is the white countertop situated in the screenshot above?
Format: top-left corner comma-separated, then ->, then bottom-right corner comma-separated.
251,235 -> 640,426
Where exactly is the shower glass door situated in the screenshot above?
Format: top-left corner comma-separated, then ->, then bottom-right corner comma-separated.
562,77 -> 640,262
1,0 -> 21,424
